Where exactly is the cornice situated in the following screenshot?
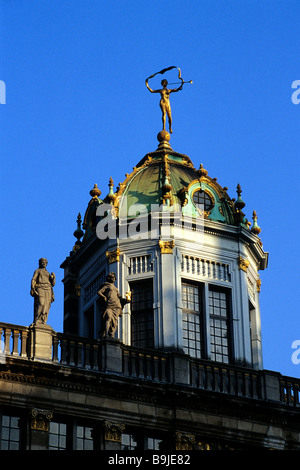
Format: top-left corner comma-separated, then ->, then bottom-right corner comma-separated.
0,361 -> 298,433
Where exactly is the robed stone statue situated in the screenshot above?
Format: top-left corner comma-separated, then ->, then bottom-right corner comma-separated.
98,272 -> 131,338
30,258 -> 55,324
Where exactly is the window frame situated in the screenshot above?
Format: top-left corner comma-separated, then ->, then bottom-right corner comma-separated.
130,278 -> 154,349
208,285 -> 233,364
192,189 -> 214,212
180,279 -> 233,364
0,413 -> 22,450
181,280 -> 205,359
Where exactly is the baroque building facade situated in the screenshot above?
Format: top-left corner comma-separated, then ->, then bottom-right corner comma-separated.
0,130 -> 300,451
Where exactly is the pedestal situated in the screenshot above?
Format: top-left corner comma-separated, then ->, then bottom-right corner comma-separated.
100,337 -> 123,373
29,323 -> 54,362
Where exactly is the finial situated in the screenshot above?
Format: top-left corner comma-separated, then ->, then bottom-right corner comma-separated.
106,177 -> 116,204
90,183 -> 101,198
235,183 -> 245,210
157,130 -> 172,150
73,213 -> 84,251
162,156 -> 172,205
198,163 -> 208,177
251,210 -> 261,235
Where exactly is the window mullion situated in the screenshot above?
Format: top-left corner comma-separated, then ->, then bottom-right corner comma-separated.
204,283 -> 210,359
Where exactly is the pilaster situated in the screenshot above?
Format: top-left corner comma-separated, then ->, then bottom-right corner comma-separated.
159,240 -> 177,350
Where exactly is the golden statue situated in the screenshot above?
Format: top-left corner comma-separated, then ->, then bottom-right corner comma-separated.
145,66 -> 192,134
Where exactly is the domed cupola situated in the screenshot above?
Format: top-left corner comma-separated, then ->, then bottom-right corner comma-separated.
80,131 -> 255,241
61,76 -> 268,371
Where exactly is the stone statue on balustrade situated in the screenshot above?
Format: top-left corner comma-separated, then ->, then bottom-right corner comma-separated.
98,272 -> 131,338
30,258 -> 55,325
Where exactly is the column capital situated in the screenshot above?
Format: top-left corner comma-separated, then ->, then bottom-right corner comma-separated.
30,408 -> 53,432
103,420 -> 125,443
159,240 -> 175,254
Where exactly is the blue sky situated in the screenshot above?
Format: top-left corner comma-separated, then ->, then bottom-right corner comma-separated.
1,0 -> 299,377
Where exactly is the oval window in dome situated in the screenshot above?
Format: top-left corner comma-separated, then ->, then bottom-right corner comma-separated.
193,190 -> 213,211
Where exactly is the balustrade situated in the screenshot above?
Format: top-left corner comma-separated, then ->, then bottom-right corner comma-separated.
0,323 -> 29,359
0,322 -> 299,408
280,378 -> 300,406
122,348 -> 169,382
190,361 -> 261,399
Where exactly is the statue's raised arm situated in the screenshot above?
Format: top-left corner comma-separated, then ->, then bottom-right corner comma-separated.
145,77 -> 159,93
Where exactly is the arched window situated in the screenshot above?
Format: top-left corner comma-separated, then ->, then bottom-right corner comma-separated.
193,190 -> 213,211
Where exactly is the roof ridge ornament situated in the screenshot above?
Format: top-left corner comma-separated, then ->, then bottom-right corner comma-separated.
105,177 -> 116,204
235,183 -> 246,210
90,183 -> 101,199
198,163 -> 208,178
73,213 -> 83,251
251,210 -> 261,235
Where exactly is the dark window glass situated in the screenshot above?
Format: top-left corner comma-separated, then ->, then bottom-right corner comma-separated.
145,437 -> 162,450
130,280 -> 154,348
121,433 -> 138,450
76,425 -> 93,450
209,288 -> 231,363
49,422 -> 67,450
193,190 -> 213,211
182,282 -> 203,358
84,305 -> 94,339
0,415 -> 21,450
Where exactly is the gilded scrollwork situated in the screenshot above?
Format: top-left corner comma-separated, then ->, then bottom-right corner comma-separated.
238,255 -> 249,273
256,278 -> 262,292
106,247 -> 121,264
104,421 -> 125,442
159,240 -> 175,254
30,409 -> 53,432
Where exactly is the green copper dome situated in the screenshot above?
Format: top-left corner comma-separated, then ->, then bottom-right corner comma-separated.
80,139 -> 258,244
115,147 -> 239,227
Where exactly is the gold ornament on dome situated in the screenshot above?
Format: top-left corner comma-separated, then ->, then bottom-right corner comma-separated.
89,183 -> 101,199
